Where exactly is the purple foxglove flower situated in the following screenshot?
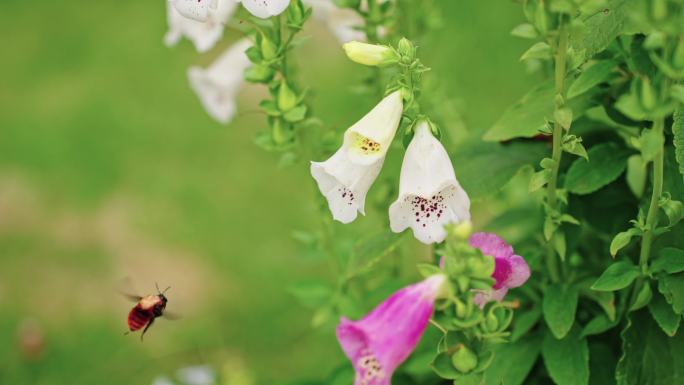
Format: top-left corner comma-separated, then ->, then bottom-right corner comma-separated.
336,275 -> 446,385
469,232 -> 530,305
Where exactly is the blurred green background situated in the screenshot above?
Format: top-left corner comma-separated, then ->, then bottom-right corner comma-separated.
0,1 -> 537,384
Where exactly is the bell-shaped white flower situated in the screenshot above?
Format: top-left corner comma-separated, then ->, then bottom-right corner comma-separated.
170,0 -> 218,22
238,0 -> 290,19
389,121 -> 471,244
311,91 -> 403,223
304,0 -> 365,43
164,0 -> 236,53
343,91 -> 403,165
187,38 -> 252,124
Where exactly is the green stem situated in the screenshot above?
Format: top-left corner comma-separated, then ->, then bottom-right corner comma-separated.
544,17 -> 569,283
638,118 -> 665,273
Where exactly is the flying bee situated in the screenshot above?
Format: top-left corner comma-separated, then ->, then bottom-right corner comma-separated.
123,283 -> 171,341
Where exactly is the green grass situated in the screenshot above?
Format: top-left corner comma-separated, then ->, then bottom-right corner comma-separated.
0,1 -> 534,384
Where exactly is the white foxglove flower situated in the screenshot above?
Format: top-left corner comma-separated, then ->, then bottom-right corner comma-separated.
187,38 -> 252,124
304,0 -> 365,43
170,0 -> 218,22
389,121 -> 470,244
311,91 -> 403,223
165,0 -> 237,53
238,0 -> 290,19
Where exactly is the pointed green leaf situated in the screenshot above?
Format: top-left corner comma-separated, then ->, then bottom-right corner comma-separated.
565,143 -> 631,195
542,328 -> 589,385
591,261 -> 640,291
648,292 -> 681,337
484,334 -> 541,385
568,60 -> 617,98
674,109 -> 684,183
651,248 -> 684,274
657,273 -> 684,314
543,284 -> 578,339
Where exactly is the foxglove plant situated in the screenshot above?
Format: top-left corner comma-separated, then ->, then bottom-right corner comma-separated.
164,0 -> 236,52
389,121 -> 470,244
238,0 -> 291,19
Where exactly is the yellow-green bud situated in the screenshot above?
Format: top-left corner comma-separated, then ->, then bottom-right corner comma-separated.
277,81 -> 298,112
452,220 -> 472,240
452,345 -> 478,374
272,119 -> 290,145
342,41 -> 399,67
485,312 -> 499,332
261,36 -> 278,61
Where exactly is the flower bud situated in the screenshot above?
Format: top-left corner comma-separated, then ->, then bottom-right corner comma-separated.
673,38 -> 684,69
260,36 -> 278,61
452,345 -> 478,374
277,81 -> 298,111
272,119 -> 292,145
342,41 -> 399,67
397,38 -> 416,61
451,220 -> 472,240
484,312 -> 499,332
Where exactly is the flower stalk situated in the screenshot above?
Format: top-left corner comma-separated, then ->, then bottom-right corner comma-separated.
638,118 -> 665,273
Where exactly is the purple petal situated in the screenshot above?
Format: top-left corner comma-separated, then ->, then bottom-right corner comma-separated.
336,275 -> 445,385
504,254 -> 530,288
469,232 -> 514,260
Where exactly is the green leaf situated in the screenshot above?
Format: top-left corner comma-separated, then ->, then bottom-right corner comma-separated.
543,284 -> 579,339
510,23 -> 538,39
430,352 -> 461,380
610,228 -> 641,257
451,141 -> 546,199
648,291 -> 681,337
629,281 -> 652,311
529,169 -> 551,192
283,104 -> 307,123
657,272 -> 684,314
554,107 -> 573,130
287,280 -> 333,307
484,84 -> 596,141
626,155 -> 647,198
568,60 -> 617,98
673,111 -> 684,182
616,310 -> 684,385
416,263 -> 442,278
651,248 -> 684,274
511,306 -> 542,342
638,127 -> 665,163
520,42 -> 551,61
542,328 -> 589,385
659,196 -> 684,227
591,261 -> 640,291
582,289 -> 617,321
553,231 -> 567,261
565,143 -> 631,195
484,334 -> 541,385
569,0 -> 632,61
581,314 -> 618,338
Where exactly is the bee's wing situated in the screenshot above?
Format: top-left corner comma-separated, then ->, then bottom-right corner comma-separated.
120,291 -> 143,302
162,311 -> 182,321
116,277 -> 142,302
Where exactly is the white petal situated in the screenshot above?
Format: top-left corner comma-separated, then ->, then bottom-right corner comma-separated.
187,38 -> 252,124
171,0 -> 212,21
305,0 -> 365,43
342,91 -> 403,165
165,0 -> 237,52
240,0 -> 290,19
389,121 -> 471,244
311,146 -> 384,224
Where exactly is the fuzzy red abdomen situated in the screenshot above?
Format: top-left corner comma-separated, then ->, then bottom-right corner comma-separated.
127,306 -> 152,331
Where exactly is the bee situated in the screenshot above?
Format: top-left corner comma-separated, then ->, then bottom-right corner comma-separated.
123,283 -> 171,341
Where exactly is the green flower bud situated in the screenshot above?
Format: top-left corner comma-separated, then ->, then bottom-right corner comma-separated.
342,41 -> 399,67
673,38 -> 684,69
455,298 -> 468,318
452,345 -> 478,374
639,77 -> 657,111
244,64 -> 275,83
261,36 -> 278,61
484,312 -> 499,332
451,221 -> 472,240
277,81 -> 298,112
397,38 -> 416,62
272,119 -> 292,145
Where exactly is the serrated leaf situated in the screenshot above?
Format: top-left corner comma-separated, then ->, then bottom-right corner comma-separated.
542,328 -> 589,385
650,248 -> 684,274
657,273 -> 684,314
565,143 -> 631,195
484,334 -> 541,385
543,284 -> 578,339
568,60 -> 617,98
570,0 -> 631,61
616,310 -> 684,385
648,291 -> 681,337
591,261 -> 640,291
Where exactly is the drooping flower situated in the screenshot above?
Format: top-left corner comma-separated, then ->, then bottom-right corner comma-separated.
238,0 -> 291,19
164,0 -> 236,53
336,275 -> 447,385
469,232 -> 530,305
305,0 -> 366,43
389,121 -> 471,244
311,91 -> 403,223
170,0 -> 218,22
187,38 -> 252,124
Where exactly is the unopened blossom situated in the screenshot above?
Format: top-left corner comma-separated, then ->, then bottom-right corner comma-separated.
165,0 -> 236,53
389,121 -> 471,244
336,275 -> 447,385
469,232 -> 530,305
238,0 -> 290,19
311,91 -> 403,223
187,38 -> 252,124
170,0 -> 218,22
343,41 -> 399,67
